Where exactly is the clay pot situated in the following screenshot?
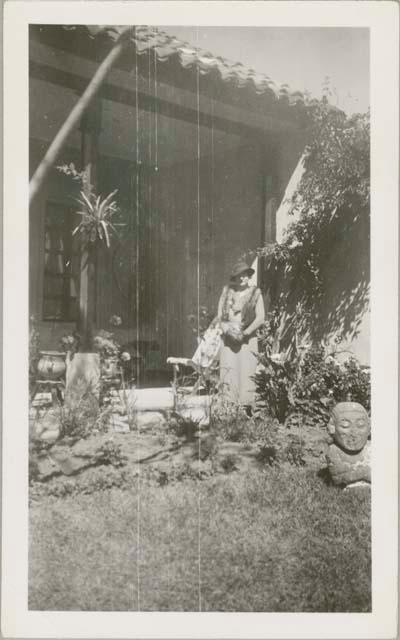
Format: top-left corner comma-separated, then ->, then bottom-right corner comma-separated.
37,351 -> 66,380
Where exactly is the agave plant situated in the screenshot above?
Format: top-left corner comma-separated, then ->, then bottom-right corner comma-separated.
74,189 -> 124,248
57,163 -> 124,247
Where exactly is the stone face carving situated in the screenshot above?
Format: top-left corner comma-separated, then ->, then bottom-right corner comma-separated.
326,401 -> 371,487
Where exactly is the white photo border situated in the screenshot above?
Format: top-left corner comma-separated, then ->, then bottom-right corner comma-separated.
2,2 -> 398,638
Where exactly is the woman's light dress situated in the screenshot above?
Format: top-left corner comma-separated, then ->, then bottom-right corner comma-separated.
218,286 -> 265,405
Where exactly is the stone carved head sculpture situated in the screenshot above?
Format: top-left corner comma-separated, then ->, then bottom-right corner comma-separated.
327,401 -> 370,452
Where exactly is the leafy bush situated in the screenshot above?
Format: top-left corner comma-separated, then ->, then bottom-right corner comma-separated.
144,459 -> 215,487
90,440 -> 127,468
255,423 -> 306,468
211,398 -> 280,446
219,453 -> 240,473
341,357 -> 371,409
255,343 -> 370,426
93,329 -> 120,360
254,356 -> 295,424
169,414 -> 199,441
283,436 -> 307,467
209,394 -> 249,439
256,443 -> 279,466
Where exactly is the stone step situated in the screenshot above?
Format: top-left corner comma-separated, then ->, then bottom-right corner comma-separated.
119,387 -> 211,412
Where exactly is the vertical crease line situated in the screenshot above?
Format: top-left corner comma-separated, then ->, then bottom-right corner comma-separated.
154,48 -> 158,171
211,97 -> 215,300
196,27 -> 202,613
134,31 -> 140,612
148,49 -> 152,345
154,48 -> 159,333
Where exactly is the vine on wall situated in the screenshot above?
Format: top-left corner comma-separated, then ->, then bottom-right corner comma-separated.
259,101 -> 370,354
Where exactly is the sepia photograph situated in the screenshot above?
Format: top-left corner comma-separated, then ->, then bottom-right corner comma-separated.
27,21 -> 372,612
2,1 -> 398,637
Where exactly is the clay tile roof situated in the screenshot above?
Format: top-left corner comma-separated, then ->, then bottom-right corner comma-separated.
78,24 -> 306,106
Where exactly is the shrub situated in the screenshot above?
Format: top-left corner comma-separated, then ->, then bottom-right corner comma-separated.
169,414 -> 199,441
256,443 -> 279,466
211,401 -> 280,447
219,453 -> 240,473
209,394 -> 249,440
144,459 -> 215,486
255,344 -> 370,426
91,440 -> 127,468
284,436 -> 307,467
254,354 -> 295,424
342,357 -> 371,409
93,329 -> 120,360
254,422 -> 307,468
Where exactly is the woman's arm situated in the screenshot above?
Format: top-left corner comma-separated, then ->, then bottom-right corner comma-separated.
243,292 -> 265,336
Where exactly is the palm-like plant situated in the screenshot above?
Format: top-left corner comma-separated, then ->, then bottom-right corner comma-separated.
56,162 -> 126,350
74,189 -> 124,248
57,163 -> 125,248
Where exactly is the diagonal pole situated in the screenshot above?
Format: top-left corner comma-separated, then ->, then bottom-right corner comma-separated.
29,26 -> 133,204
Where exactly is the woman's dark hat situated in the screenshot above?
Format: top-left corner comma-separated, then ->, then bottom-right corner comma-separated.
230,260 -> 255,279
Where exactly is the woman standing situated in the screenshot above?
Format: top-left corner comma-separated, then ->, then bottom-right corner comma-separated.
218,260 -> 265,408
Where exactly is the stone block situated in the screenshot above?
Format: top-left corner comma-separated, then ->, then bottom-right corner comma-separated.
175,407 -> 210,426
135,411 -> 167,430
111,419 -> 130,434
65,353 -> 100,400
122,387 -> 175,411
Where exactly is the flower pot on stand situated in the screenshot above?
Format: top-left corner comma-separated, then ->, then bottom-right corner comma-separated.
34,350 -> 67,406
37,351 -> 67,381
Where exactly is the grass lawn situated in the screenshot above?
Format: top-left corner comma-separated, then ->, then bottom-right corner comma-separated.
29,467 -> 371,612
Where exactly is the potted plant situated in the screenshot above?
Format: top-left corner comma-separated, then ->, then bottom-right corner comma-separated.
56,164 -> 126,400
57,163 -> 125,350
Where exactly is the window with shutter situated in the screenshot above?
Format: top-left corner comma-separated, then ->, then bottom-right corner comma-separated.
42,201 -> 78,321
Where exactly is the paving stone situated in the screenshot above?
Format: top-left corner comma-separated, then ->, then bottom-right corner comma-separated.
135,411 -> 167,430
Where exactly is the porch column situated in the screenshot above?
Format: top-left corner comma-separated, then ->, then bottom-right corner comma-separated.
78,99 -> 102,350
